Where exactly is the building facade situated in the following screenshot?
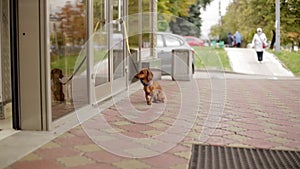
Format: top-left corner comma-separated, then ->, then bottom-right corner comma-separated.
0,0 -> 157,132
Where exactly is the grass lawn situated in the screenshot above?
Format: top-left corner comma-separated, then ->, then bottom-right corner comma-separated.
51,55 -> 79,76
269,50 -> 300,76
193,46 -> 232,71
51,46 -> 300,77
51,49 -> 108,76
51,47 -> 232,76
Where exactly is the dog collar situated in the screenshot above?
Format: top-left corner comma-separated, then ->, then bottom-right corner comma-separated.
140,79 -> 153,86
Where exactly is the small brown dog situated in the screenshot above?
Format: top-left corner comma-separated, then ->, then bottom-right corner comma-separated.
135,68 -> 164,105
51,68 -> 65,102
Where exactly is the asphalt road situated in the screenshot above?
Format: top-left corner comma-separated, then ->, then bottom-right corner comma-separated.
225,48 -> 294,77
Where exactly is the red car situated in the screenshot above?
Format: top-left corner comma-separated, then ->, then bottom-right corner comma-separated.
183,36 -> 204,46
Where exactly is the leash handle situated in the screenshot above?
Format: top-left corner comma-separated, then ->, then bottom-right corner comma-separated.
120,18 -> 131,55
120,18 -> 140,73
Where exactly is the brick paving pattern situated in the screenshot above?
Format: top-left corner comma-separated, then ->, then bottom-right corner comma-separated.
6,78 -> 300,169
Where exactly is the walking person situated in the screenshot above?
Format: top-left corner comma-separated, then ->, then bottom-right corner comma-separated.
251,28 -> 267,63
234,31 -> 242,47
227,32 -> 233,47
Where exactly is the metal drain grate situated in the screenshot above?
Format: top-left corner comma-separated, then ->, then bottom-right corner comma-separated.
189,144 -> 300,169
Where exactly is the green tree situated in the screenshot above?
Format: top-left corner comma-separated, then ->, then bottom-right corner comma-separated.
212,0 -> 300,47
158,0 -> 196,18
93,0 -> 105,31
166,0 -> 211,37
280,0 -> 300,47
212,0 -> 275,45
169,1 -> 201,36
56,1 -> 86,46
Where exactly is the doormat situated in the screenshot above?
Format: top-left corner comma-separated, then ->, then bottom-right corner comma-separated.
189,144 -> 300,169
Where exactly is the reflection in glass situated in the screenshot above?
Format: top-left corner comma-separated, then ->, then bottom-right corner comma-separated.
93,0 -> 109,86
49,0 -> 87,120
113,0 -> 125,80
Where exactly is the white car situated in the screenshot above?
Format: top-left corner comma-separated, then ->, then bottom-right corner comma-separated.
156,32 -> 195,75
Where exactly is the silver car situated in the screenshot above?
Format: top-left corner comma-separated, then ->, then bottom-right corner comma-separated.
156,32 -> 195,75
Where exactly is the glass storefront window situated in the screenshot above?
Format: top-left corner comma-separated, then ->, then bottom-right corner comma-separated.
49,0 -> 87,120
0,0 -> 13,129
113,0 -> 125,80
93,0 -> 109,86
93,0 -> 126,84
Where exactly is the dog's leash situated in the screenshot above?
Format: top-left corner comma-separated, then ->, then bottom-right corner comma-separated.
61,55 -> 87,85
61,20 -> 104,85
61,18 -> 140,85
119,18 -> 139,73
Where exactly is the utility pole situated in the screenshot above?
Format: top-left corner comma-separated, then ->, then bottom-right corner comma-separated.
217,0 -> 221,40
275,0 -> 280,52
218,0 -> 221,25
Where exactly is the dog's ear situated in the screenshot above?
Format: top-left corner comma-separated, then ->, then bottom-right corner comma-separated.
59,69 -> 64,78
51,69 -> 54,79
147,69 -> 153,81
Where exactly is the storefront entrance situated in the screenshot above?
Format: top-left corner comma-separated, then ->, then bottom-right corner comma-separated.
49,0 -> 128,121
0,0 -> 154,132
0,0 -> 15,138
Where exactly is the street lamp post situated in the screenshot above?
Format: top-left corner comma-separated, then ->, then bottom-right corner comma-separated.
275,0 -> 280,52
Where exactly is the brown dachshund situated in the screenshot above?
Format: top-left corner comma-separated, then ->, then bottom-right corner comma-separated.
135,68 -> 164,105
51,68 -> 65,102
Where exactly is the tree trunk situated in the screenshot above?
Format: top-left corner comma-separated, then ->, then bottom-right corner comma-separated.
270,30 -> 276,49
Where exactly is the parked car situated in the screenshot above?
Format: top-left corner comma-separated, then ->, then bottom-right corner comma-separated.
156,32 -> 195,75
183,36 -> 204,47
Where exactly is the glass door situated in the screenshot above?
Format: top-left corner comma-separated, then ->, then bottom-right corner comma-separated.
93,0 -> 111,101
112,0 -> 126,94
0,0 -> 14,136
93,0 -> 127,102
49,0 -> 88,120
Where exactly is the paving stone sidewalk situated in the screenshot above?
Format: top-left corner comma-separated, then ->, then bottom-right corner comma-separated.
5,77 -> 300,169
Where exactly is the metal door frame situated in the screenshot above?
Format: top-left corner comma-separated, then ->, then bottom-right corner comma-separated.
10,0 -> 20,130
93,0 -> 128,104
9,0 -> 129,130
10,0 -> 49,130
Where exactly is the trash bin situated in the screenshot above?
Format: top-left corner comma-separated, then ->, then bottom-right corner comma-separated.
212,40 -> 217,47
172,49 -> 192,81
219,41 -> 224,48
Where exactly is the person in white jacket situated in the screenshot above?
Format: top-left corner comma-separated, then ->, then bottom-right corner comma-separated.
252,28 -> 267,63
